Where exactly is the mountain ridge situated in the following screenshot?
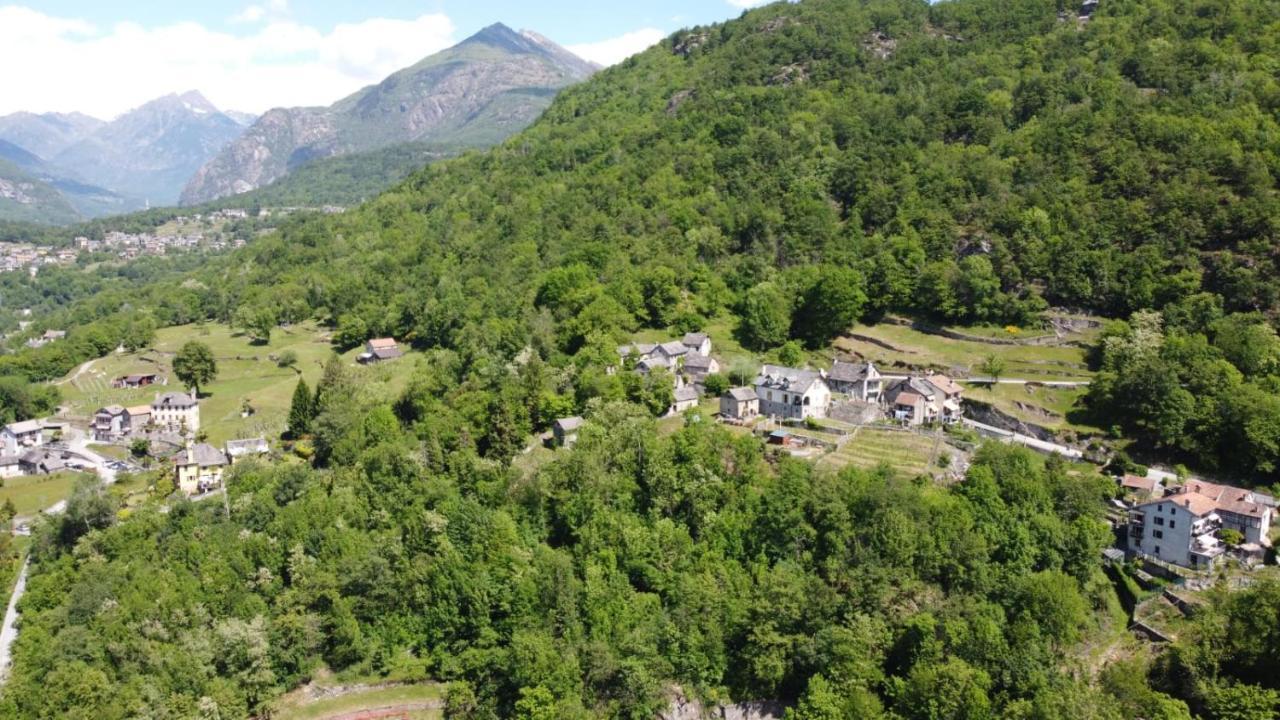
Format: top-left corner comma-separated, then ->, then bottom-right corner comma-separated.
180,23 -> 597,205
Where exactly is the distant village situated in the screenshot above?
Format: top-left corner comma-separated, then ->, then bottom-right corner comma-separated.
0,205 -> 345,276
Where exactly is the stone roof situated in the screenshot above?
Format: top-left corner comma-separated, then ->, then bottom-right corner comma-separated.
98,405 -> 127,416
226,438 -> 269,457
659,341 -> 690,358
174,443 -> 228,468
684,352 -> 715,369
755,365 -> 824,394
682,333 -> 709,347
154,392 -> 197,409
674,386 -> 699,403
372,346 -> 404,360
555,417 -> 584,432
367,338 -> 398,350
727,387 -> 758,402
828,360 -> 877,384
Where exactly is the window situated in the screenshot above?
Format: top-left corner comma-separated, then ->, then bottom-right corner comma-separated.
1170,521 -> 1175,529
1157,505 -> 1163,513
1153,530 -> 1163,539
1154,546 -> 1161,556
1170,508 -> 1176,516
1154,517 -> 1164,526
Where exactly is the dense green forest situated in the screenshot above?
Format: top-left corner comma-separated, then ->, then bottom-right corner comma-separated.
5,0 -> 1280,715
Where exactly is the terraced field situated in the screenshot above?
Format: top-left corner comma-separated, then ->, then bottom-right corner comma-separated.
818,426 -> 941,478
836,323 -> 1094,381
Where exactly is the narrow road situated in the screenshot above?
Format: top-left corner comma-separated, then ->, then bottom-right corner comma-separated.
880,374 -> 1091,387
961,418 -> 1084,459
0,422 -> 120,684
0,558 -> 28,681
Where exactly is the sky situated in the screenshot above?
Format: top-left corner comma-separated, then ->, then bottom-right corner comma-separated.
0,0 -> 771,119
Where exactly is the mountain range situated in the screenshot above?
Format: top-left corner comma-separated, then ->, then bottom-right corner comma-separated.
180,23 -> 597,205
0,93 -> 253,223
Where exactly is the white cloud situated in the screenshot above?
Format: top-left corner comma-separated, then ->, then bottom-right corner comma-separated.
0,5 -> 456,118
568,28 -> 665,67
231,0 -> 287,25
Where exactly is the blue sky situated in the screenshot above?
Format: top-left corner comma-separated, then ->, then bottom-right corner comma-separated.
0,1 -> 768,118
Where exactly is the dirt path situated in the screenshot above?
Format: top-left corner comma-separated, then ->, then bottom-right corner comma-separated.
54,357 -> 98,386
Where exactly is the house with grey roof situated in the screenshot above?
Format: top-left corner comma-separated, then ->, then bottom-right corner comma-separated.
173,443 -> 229,495
670,386 -> 700,415
359,337 -> 404,364
754,365 -> 831,420
553,417 -> 585,447
826,360 -> 882,402
682,333 -> 712,356
720,387 -> 759,421
152,392 -> 200,435
93,405 -> 130,442
1,419 -> 44,456
682,352 -> 720,384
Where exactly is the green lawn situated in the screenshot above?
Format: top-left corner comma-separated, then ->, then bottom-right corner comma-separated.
817,427 -> 942,478
55,322 -> 420,446
1,472 -> 85,516
272,683 -> 442,720
837,323 -> 1093,381
962,382 -> 1102,435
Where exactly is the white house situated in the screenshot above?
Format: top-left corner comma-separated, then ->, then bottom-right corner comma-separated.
152,392 -> 200,435
1,419 -> 44,456
225,438 -> 270,464
755,365 -> 831,420
93,405 -> 130,442
1129,481 -> 1274,570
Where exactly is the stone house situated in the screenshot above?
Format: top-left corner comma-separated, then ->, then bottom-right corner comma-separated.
720,387 -> 759,421
93,405 -> 130,442
670,386 -> 700,415
826,360 -> 883,403
359,337 -> 404,364
553,417 -> 584,448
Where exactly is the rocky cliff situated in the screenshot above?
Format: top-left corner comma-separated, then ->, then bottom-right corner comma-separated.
180,24 -> 596,206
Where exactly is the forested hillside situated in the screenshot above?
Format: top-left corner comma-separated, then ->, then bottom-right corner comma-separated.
5,0 -> 1280,716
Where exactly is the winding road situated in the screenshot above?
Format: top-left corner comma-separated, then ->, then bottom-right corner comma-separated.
0,423 -> 118,682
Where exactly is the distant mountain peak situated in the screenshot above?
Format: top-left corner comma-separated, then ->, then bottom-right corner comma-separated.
181,24 -> 597,206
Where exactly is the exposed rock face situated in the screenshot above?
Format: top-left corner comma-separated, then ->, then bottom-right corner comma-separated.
181,23 -> 597,206
657,687 -> 785,720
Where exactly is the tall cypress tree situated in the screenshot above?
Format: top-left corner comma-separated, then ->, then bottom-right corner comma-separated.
287,379 -> 315,438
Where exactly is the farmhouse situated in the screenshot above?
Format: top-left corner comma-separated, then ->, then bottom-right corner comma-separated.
553,417 -> 584,448
112,373 -> 161,389
1129,481 -> 1274,570
720,387 -> 759,421
826,360 -> 883,402
682,332 -> 712,356
173,443 -> 229,496
1,419 -> 44,456
152,392 -> 200,435
755,365 -> 831,420
127,405 -> 152,430
0,455 -> 19,479
359,337 -> 404,364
